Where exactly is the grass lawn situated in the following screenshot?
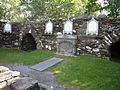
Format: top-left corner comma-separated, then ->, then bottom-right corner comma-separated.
0,49 -> 120,90
0,48 -> 53,65
50,56 -> 120,90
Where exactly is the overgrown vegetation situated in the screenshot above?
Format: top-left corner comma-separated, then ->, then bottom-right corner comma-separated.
0,49 -> 53,65
50,56 -> 120,90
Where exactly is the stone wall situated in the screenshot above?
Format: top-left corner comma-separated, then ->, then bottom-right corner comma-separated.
0,18 -> 120,59
0,22 -> 20,48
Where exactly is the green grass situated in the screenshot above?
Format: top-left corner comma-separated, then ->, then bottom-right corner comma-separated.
0,49 -> 120,90
0,48 -> 53,65
50,56 -> 120,90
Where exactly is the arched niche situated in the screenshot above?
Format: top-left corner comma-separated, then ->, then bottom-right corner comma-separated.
109,39 -> 120,61
4,23 -> 12,33
45,20 -> 53,34
86,18 -> 99,35
64,20 -> 73,34
20,33 -> 37,51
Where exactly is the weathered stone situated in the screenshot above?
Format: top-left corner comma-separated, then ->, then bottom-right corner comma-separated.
93,48 -> 100,52
0,66 -> 9,73
86,46 -> 92,50
0,81 -> 7,89
56,35 -> 77,56
0,18 -> 120,59
98,14 -> 107,19
10,77 -> 39,90
0,66 -> 21,89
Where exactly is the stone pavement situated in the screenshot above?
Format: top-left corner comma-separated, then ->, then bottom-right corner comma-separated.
6,63 -> 77,90
31,57 -> 64,71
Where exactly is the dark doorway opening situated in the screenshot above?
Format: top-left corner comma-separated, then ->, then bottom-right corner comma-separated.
21,33 -> 36,51
109,39 -> 120,62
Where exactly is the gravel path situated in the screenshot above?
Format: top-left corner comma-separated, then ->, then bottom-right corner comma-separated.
6,63 -> 77,90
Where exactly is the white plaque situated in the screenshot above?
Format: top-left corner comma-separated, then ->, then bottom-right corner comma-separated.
86,18 -> 99,35
4,23 -> 12,33
45,20 -> 53,34
64,20 -> 73,34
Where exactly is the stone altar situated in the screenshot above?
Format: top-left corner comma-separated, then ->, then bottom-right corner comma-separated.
56,35 -> 77,56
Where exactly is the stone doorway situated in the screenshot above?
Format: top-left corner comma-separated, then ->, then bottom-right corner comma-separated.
109,39 -> 120,62
20,33 -> 36,51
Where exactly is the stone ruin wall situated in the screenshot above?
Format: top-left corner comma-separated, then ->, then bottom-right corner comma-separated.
0,22 -> 20,48
0,18 -> 120,59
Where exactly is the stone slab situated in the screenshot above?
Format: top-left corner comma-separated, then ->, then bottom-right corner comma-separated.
31,57 -> 64,71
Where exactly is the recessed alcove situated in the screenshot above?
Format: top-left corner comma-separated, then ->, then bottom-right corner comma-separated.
109,39 -> 120,62
21,33 -> 36,51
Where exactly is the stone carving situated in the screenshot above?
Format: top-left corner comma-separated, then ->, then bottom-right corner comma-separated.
63,20 -> 73,34
4,23 -> 12,33
86,17 -> 98,35
45,20 -> 53,34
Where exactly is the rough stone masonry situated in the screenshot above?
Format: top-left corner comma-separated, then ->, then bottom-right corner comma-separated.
0,17 -> 120,60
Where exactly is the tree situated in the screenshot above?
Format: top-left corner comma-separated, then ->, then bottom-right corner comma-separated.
103,0 -> 120,18
21,0 -> 88,21
0,0 -> 23,21
85,0 -> 120,18
85,0 -> 102,16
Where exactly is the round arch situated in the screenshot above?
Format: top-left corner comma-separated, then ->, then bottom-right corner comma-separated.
20,33 -> 37,51
109,38 -> 120,62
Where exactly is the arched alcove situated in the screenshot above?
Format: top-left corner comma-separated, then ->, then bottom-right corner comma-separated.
20,33 -> 37,51
109,39 -> 120,62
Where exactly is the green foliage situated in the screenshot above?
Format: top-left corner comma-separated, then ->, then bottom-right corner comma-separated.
85,0 -> 120,18
50,56 -> 120,90
104,0 -> 120,18
0,49 -> 53,65
85,0 -> 101,16
0,0 -> 22,21
0,0 -> 119,21
20,0 -> 88,20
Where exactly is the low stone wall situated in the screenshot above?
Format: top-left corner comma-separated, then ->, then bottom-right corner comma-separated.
0,18 -> 120,59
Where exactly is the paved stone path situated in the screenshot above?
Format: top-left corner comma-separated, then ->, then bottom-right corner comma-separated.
31,57 -> 64,71
6,63 -> 76,90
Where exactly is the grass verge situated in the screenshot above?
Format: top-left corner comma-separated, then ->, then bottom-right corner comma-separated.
0,48 -> 53,65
